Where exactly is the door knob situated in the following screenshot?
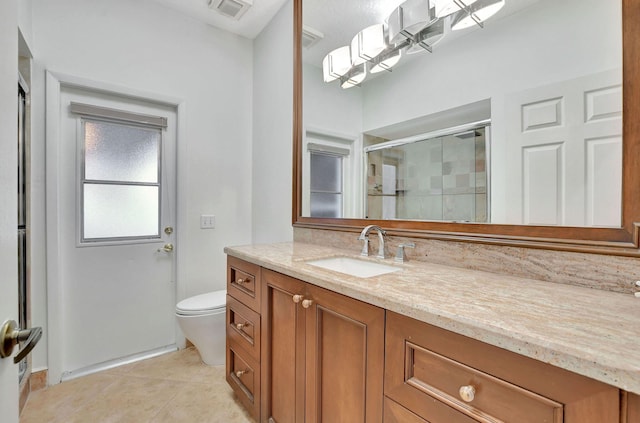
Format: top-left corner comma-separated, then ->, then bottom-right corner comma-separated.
1,320 -> 43,364
157,243 -> 174,253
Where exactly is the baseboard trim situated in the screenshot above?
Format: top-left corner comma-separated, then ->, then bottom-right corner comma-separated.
60,345 -> 177,383
30,369 -> 48,391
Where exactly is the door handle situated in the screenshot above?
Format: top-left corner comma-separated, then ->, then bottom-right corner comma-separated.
1,320 -> 43,364
157,243 -> 174,253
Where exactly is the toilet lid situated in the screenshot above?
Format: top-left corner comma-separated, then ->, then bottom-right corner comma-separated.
176,290 -> 226,314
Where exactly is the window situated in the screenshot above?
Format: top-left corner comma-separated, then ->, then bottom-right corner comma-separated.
81,118 -> 162,241
310,151 -> 343,218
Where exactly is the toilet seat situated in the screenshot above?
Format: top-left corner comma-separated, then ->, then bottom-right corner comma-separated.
176,290 -> 226,316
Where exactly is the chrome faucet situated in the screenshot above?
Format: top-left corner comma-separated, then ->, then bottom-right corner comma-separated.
358,225 -> 387,259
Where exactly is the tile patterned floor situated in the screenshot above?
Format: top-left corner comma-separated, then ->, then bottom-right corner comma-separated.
20,348 -> 254,423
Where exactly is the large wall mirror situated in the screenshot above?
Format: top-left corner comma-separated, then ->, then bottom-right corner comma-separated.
292,0 -> 640,256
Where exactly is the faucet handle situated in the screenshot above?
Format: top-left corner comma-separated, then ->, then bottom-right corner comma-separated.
395,242 -> 415,263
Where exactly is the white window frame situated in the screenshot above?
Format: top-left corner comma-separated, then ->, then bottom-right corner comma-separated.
302,128 -> 362,218
73,108 -> 166,246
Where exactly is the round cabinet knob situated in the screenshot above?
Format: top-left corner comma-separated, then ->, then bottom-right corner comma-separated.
236,369 -> 248,378
236,322 -> 247,330
292,294 -> 304,304
459,385 -> 476,403
302,299 -> 314,309
236,278 -> 248,284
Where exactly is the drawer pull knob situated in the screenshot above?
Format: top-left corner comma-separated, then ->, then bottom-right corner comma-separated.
236,277 -> 249,284
236,322 -> 248,330
459,385 -> 476,402
236,369 -> 249,378
292,294 -> 304,304
302,299 -> 314,309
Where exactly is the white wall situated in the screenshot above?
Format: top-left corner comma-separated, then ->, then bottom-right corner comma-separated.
251,0 -> 295,243
302,63 -> 364,217
303,63 -> 363,135
29,0 -> 254,371
18,0 -> 32,49
361,0 -> 622,131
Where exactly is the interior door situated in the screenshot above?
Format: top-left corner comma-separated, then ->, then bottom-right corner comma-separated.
53,84 -> 177,382
505,69 -> 622,227
0,0 -> 20,420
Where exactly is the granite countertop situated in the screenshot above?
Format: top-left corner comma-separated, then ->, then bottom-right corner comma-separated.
224,242 -> 640,394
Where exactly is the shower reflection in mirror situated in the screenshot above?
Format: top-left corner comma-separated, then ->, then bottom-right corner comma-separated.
365,123 -> 489,222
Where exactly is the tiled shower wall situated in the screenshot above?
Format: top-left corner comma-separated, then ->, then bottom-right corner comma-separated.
366,129 -> 488,222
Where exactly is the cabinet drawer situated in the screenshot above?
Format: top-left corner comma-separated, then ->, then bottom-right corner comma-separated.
226,295 -> 261,361
226,339 -> 260,421
405,340 -> 562,422
384,395 -> 477,423
227,256 -> 261,312
385,313 -> 563,423
385,312 -> 620,423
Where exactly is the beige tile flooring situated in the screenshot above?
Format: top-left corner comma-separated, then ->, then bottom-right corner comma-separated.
20,348 -> 254,423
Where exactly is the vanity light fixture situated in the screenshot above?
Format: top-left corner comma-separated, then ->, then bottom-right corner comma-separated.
432,0 -> 479,18
387,0 -> 438,44
320,0 -> 506,88
451,0 -> 505,30
351,24 -> 388,65
406,18 -> 446,54
370,47 -> 403,73
340,63 -> 367,88
322,46 -> 352,82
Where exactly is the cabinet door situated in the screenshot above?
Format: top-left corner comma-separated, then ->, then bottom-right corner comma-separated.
627,393 -> 640,423
261,269 -> 306,423
305,284 -> 385,423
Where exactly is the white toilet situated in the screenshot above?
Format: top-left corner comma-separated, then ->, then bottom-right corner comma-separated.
175,289 -> 227,365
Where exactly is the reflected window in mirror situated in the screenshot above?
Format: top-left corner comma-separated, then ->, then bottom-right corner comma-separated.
303,130 -> 363,218
310,152 -> 343,218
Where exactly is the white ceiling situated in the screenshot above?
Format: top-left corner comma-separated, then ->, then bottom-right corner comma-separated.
149,0 -> 288,39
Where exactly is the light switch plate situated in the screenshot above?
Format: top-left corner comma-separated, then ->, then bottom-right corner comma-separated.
200,215 -> 215,229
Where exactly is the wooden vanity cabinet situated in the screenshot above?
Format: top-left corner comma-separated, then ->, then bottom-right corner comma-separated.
260,269 -> 385,423
226,257 -> 630,423
385,311 -> 620,423
226,257 -> 262,421
626,393 -> 640,423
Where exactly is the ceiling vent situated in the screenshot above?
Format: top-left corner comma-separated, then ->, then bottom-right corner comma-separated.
302,25 -> 324,49
208,0 -> 253,20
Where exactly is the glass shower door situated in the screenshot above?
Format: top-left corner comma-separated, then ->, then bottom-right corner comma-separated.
365,125 -> 489,222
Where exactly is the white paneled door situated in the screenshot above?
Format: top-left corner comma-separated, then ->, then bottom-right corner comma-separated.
0,0 -> 19,420
505,69 -> 622,227
48,79 -> 178,383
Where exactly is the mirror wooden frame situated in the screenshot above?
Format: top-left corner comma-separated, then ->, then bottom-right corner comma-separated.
292,0 -> 640,257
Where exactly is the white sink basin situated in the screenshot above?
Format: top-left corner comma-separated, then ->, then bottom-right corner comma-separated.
306,256 -> 401,278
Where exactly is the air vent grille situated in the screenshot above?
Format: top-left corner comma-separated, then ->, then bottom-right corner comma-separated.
302,25 -> 324,49
208,0 -> 253,20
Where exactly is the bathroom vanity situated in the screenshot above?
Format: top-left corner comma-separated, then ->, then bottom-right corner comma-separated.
225,242 -> 640,423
